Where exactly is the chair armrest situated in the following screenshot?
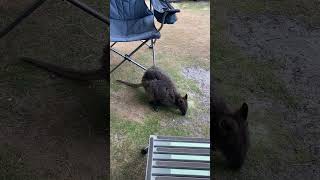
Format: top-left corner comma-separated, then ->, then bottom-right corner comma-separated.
151,0 -> 180,14
164,8 -> 180,13
151,0 -> 180,25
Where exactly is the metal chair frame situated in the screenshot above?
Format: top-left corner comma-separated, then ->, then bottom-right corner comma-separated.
110,39 -> 157,73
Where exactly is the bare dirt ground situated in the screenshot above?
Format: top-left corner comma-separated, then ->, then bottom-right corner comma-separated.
213,0 -> 320,179
0,0 -> 108,179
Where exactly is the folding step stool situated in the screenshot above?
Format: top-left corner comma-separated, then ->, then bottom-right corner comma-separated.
142,135 -> 211,180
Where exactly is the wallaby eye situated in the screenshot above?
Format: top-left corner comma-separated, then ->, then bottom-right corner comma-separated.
222,122 -> 232,131
220,120 -> 227,129
219,119 -> 237,133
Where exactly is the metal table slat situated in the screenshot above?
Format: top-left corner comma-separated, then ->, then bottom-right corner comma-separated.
156,136 -> 210,143
152,167 -> 210,177
153,177 -> 210,180
153,160 -> 210,170
153,141 -> 210,148
155,147 -> 210,155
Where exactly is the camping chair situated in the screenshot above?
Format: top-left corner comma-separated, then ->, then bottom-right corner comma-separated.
0,0 -> 108,38
110,0 -> 180,73
141,135 -> 211,179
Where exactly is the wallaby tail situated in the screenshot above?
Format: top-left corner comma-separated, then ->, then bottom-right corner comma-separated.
21,57 -> 107,81
116,80 -> 142,88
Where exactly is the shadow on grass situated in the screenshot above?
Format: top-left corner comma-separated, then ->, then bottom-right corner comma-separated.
111,150 -> 147,180
0,60 -> 108,179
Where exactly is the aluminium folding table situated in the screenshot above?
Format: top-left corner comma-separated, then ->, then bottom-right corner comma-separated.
142,135 -> 211,180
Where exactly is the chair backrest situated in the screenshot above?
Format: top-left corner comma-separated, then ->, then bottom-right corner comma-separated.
110,0 -> 152,20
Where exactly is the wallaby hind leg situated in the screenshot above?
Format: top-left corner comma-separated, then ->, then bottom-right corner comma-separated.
149,101 -> 160,112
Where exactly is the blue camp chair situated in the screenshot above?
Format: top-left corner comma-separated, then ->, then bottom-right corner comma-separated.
110,0 -> 180,73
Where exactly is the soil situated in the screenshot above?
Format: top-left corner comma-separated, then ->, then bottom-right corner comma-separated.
228,11 -> 320,162
182,67 -> 210,112
0,0 -> 108,179
214,4 -> 320,180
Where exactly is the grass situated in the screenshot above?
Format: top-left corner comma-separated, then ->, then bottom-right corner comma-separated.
110,1 -> 210,179
214,0 -> 320,26
111,114 -> 190,147
0,144 -> 34,180
1,0 -> 108,179
212,30 -> 310,178
110,113 -> 193,179
213,37 -> 300,108
213,0 -> 317,179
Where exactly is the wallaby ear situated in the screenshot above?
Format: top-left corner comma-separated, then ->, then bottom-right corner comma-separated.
184,94 -> 188,100
237,103 -> 248,121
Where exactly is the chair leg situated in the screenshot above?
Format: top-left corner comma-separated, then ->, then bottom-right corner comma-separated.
110,42 -> 117,47
141,146 -> 149,155
110,58 -> 126,73
110,41 -> 150,73
128,57 -> 147,70
110,46 -> 147,73
151,39 -> 156,66
0,0 -> 47,39
141,40 -> 152,48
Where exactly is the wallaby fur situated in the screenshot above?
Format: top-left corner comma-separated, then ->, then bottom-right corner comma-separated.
117,66 -> 188,115
211,80 -> 249,169
21,45 -> 108,81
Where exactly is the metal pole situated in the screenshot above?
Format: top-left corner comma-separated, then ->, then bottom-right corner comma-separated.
65,0 -> 109,25
128,40 -> 148,56
110,42 -> 117,47
0,0 -> 47,39
152,39 -> 156,66
110,47 -> 147,73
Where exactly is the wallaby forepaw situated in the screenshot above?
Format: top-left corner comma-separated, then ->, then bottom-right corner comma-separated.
153,106 -> 159,112
149,101 -> 159,112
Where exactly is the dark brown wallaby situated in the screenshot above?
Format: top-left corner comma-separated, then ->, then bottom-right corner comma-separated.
211,83 -> 249,169
117,66 -> 188,115
21,45 -> 108,81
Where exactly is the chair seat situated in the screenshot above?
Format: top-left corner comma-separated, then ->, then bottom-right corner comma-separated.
111,15 -> 161,42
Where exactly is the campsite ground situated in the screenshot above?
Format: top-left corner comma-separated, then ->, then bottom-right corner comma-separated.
0,0 -> 107,179
213,0 -> 320,179
110,1 -> 210,179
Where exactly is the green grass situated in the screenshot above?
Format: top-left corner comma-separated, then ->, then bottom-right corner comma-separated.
213,23 -> 299,108
0,144 -> 34,180
212,0 -> 316,179
110,114 -> 192,179
214,0 -> 320,26
214,55 -> 295,107
111,114 -> 190,146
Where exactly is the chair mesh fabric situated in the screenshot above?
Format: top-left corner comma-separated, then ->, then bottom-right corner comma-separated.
110,0 -> 161,42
